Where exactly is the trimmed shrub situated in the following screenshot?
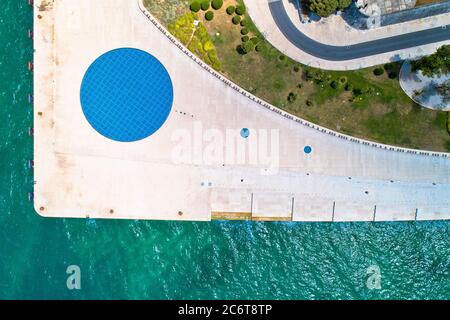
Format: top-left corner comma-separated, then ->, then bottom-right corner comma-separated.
339,76 -> 347,85
384,63 -> 394,71
307,0 -> 339,17
330,80 -> 339,89
305,69 -> 315,81
236,45 -> 244,55
338,0 -> 352,10
211,0 -> 223,10
373,67 -> 384,76
190,1 -> 201,12
345,83 -> 353,91
205,11 -> 214,21
411,45 -> 450,77
203,40 -> 214,51
306,99 -> 314,107
232,16 -> 241,25
287,92 -> 297,103
255,44 -> 265,52
226,5 -> 235,15
240,19 -> 247,27
235,5 -> 246,15
294,65 -> 300,72
241,35 -> 249,42
279,55 -> 286,61
388,72 -> 397,79
237,41 -> 254,55
241,27 -> 249,35
353,87 -> 363,96
201,0 -> 210,11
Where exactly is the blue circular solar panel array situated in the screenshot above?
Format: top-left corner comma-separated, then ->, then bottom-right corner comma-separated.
80,48 -> 173,142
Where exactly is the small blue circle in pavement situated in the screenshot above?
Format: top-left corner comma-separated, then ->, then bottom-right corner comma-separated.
304,146 -> 312,154
80,48 -> 173,142
240,128 -> 250,138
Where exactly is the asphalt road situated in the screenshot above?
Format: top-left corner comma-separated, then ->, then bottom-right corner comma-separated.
269,0 -> 450,61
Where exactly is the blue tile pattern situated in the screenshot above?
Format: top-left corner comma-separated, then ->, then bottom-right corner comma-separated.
80,48 -> 173,142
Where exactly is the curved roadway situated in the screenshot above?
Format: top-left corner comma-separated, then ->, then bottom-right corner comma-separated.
269,0 -> 450,61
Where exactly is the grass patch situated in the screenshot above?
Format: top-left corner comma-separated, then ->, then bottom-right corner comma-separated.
447,111 -> 450,135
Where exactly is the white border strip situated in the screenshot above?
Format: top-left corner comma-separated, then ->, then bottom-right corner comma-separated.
138,0 -> 450,159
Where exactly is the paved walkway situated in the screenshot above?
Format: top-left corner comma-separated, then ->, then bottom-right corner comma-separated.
247,0 -> 450,69
33,0 -> 450,222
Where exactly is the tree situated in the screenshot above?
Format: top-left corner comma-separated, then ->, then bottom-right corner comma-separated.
411,45 -> 450,77
345,83 -> 353,91
307,0 -> 339,17
373,67 -> 384,76
190,1 -> 201,13
330,80 -> 339,89
200,0 -> 210,11
205,11 -> 214,21
235,5 -> 246,15
211,0 -> 223,10
255,44 -> 265,53
388,71 -> 397,79
226,5 -> 235,15
237,41 -> 254,55
435,80 -> 450,105
337,0 -> 352,10
287,92 -> 297,103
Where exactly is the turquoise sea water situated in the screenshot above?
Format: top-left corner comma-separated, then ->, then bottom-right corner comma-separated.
0,1 -> 449,300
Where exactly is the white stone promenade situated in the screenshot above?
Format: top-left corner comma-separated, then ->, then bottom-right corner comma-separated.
33,0 -> 450,222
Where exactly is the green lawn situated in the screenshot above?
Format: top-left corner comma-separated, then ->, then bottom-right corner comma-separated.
144,0 -> 450,152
